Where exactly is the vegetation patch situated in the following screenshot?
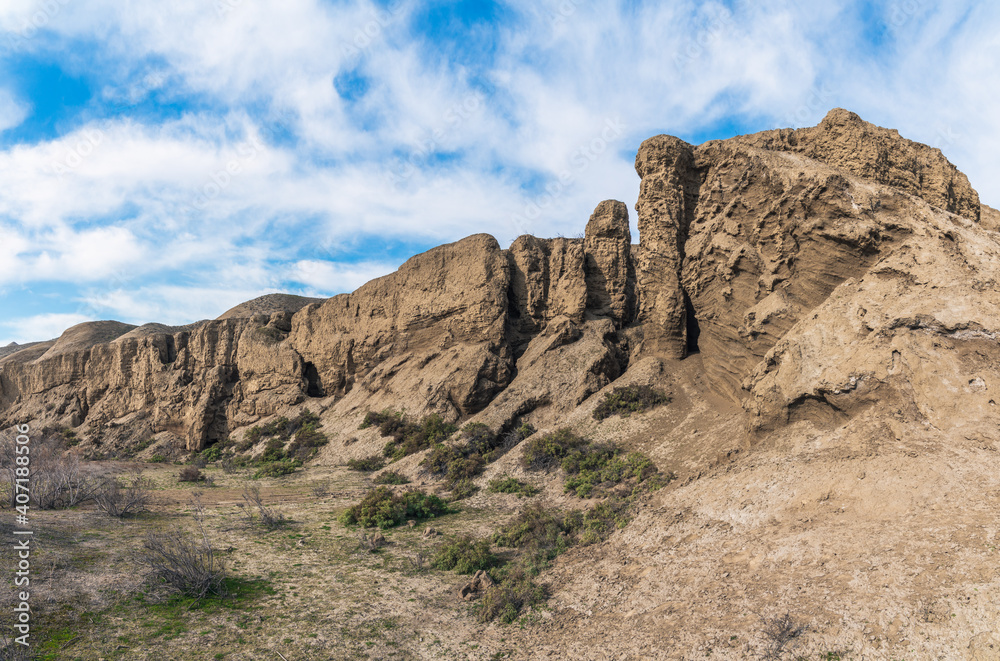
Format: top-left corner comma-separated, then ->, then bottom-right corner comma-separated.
338,486 -> 453,529
372,470 -> 410,485
487,475 -> 539,498
361,411 -> 458,461
346,455 -> 386,472
476,564 -> 546,624
592,384 -> 669,420
432,535 -> 499,574
521,428 -> 663,497
240,409 -> 328,461
421,423 -> 534,498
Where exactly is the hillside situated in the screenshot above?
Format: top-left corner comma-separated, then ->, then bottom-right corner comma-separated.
2,109 -> 999,659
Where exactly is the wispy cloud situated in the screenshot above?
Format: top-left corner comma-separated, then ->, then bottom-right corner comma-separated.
1,0 -> 999,343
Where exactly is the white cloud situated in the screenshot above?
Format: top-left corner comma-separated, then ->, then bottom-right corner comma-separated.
0,312 -> 93,346
0,89 -> 28,133
287,259 -> 398,295
3,0 -> 1000,346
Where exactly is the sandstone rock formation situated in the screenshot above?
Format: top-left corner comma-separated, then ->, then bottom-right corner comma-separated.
1,108 -> 997,466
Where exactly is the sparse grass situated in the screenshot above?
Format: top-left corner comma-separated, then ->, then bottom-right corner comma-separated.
592,384 -> 669,420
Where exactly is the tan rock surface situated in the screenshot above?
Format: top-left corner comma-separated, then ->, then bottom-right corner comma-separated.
1,109 -> 999,658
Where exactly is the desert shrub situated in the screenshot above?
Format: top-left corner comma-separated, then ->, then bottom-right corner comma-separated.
149,454 -> 166,463
432,535 -> 499,574
365,411 -> 458,461
493,504 -> 576,561
516,422 -> 536,440
592,385 -> 669,421
758,612 -> 807,660
449,478 -> 479,500
240,410 -> 326,460
94,469 -> 153,518
135,527 -> 227,599
311,479 -> 331,497
346,455 -> 386,472
179,466 -> 203,482
462,423 -> 497,456
286,411 -> 328,460
259,438 -> 286,463
487,475 -> 539,498
373,470 -> 410,485
359,409 -> 400,430
522,429 -> 660,497
252,459 -> 299,479
520,428 -> 588,470
339,487 -> 451,529
0,431 -> 102,510
237,484 -> 286,530
562,448 -> 658,498
200,445 -> 223,463
572,498 -> 631,545
220,456 -> 247,474
476,564 -> 546,624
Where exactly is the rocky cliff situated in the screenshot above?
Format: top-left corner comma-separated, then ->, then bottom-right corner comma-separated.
2,109 -> 997,462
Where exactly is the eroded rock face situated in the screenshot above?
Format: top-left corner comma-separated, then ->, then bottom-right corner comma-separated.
1,109 -> 995,455
633,135 -> 698,358
737,108 -> 981,222
289,234 -> 515,419
584,200 -> 635,326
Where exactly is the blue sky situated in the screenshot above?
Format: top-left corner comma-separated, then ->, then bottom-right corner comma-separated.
1,0 -> 998,345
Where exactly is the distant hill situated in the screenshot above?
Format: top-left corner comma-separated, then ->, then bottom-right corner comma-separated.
217,293 -> 324,320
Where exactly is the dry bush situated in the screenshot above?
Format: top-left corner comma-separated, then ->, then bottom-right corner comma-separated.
135,500 -> 228,600
237,484 -> 286,530
757,612 -> 806,660
310,479 -> 330,498
0,430 -> 104,509
178,466 -> 203,482
94,469 -> 153,518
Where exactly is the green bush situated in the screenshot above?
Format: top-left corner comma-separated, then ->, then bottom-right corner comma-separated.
241,410 -> 327,460
339,487 -> 452,529
346,455 -> 386,472
522,429 -> 660,497
252,459 -> 300,479
493,504 -> 576,559
432,535 -> 499,574
449,478 -> 479,500
149,454 -> 166,463
477,564 -> 546,624
520,429 -> 588,470
575,498 -> 631,545
372,470 -> 410,485
364,411 -> 459,461
487,475 -> 539,498
592,385 -> 669,420
200,445 -> 223,463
